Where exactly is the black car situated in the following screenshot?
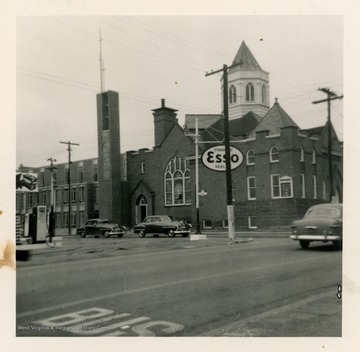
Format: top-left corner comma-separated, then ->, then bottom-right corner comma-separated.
76,219 -> 124,238
290,203 -> 343,249
133,215 -> 191,238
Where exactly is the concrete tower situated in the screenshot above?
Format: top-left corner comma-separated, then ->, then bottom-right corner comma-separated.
96,90 -> 122,225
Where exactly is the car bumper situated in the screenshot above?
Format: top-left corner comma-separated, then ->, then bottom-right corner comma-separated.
174,230 -> 191,235
290,234 -> 341,241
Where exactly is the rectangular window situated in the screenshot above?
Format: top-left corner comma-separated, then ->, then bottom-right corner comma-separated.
94,186 -> 99,203
71,211 -> 77,227
78,164 -> 84,183
300,174 -> 305,198
247,176 -> 256,200
323,181 -> 327,200
272,175 -> 293,199
39,172 -> 45,187
312,175 -> 317,199
55,212 -> 61,228
92,162 -> 98,182
41,190 -> 47,204
271,174 -> 280,198
248,216 -> 258,229
63,188 -> 68,204
56,189 -> 61,205
71,188 -> 77,203
141,162 -> 145,174
203,220 -> 212,229
28,193 -> 33,207
79,186 -> 85,203
222,219 -> 228,228
65,167 -> 70,183
79,211 -> 85,226
63,212 -> 68,227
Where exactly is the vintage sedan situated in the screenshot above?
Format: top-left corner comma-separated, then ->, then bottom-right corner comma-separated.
76,219 -> 124,238
290,203 -> 343,249
133,215 -> 191,238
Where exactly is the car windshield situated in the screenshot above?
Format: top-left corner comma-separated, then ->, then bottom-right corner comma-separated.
305,207 -> 341,218
168,216 -> 176,221
101,220 -> 110,224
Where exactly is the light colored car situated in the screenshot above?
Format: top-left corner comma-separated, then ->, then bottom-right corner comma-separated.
76,219 -> 124,238
133,215 -> 191,238
290,203 -> 343,249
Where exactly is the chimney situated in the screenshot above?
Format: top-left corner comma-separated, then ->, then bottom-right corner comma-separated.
152,99 -> 178,147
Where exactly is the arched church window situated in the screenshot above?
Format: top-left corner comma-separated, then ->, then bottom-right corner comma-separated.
229,85 -> 237,104
246,82 -> 254,101
164,156 -> 191,206
262,84 -> 266,103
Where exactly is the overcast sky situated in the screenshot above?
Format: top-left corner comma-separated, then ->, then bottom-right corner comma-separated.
16,16 -> 343,167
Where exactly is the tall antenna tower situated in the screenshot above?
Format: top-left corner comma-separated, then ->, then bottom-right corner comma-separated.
99,29 -> 105,92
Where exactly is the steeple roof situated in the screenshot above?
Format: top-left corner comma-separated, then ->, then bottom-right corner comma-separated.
249,99 -> 299,137
232,41 -> 262,69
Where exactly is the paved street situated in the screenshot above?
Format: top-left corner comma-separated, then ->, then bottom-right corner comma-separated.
16,233 -> 342,337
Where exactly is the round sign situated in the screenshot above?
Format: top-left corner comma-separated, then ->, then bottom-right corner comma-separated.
201,145 -> 243,172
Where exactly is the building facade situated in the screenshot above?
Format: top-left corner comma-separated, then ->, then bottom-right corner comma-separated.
16,41 -> 343,232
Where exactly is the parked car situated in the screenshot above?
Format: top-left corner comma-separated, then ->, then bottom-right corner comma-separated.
133,215 -> 191,238
290,203 -> 343,249
76,219 -> 124,238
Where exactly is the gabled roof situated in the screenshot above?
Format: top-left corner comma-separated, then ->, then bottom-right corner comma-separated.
185,114 -> 222,130
303,122 -> 342,154
200,111 -> 262,142
231,41 -> 262,70
249,99 -> 299,138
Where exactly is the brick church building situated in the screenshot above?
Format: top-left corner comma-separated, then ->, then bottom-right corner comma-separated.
16,41 -> 343,232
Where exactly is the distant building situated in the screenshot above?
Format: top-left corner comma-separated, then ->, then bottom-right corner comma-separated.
16,41 -> 343,232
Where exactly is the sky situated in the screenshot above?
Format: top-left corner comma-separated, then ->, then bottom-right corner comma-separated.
16,15 -> 344,168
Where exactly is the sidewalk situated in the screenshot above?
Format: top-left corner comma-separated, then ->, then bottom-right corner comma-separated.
203,289 -> 342,337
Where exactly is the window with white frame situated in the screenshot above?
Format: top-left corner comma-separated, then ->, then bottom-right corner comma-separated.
262,84 -> 266,104
39,170 -> 45,187
312,149 -> 316,164
229,85 -> 237,103
270,146 -> 279,163
92,161 -> 98,182
247,176 -> 256,200
65,166 -> 69,183
248,216 -> 258,229
164,155 -> 191,206
246,150 -> 255,165
141,162 -> 146,174
246,82 -> 254,101
271,174 -> 293,199
41,190 -> 46,204
63,188 -> 68,203
71,188 -> 77,203
79,211 -> 85,226
300,174 -> 305,198
78,163 -> 84,183
299,146 -> 304,162
71,211 -> 77,227
63,212 -> 68,227
312,175 -> 317,199
79,186 -> 85,203
203,219 -> 212,229
56,189 -> 61,204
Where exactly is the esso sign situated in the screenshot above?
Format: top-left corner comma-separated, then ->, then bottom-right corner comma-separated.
201,145 -> 243,172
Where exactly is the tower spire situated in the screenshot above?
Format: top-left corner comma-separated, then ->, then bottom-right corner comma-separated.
99,29 -> 105,93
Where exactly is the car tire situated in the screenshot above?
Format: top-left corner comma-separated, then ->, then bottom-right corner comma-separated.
182,233 -> 189,238
103,231 -> 110,238
118,233 -> 123,238
153,234 -> 159,237
79,232 -> 86,238
168,229 -> 175,238
332,240 -> 342,250
299,240 -> 310,249
138,230 -> 145,238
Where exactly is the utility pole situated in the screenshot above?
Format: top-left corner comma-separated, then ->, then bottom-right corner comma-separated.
60,141 -> 80,235
47,157 -> 57,241
312,88 -> 343,202
206,61 -> 242,242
